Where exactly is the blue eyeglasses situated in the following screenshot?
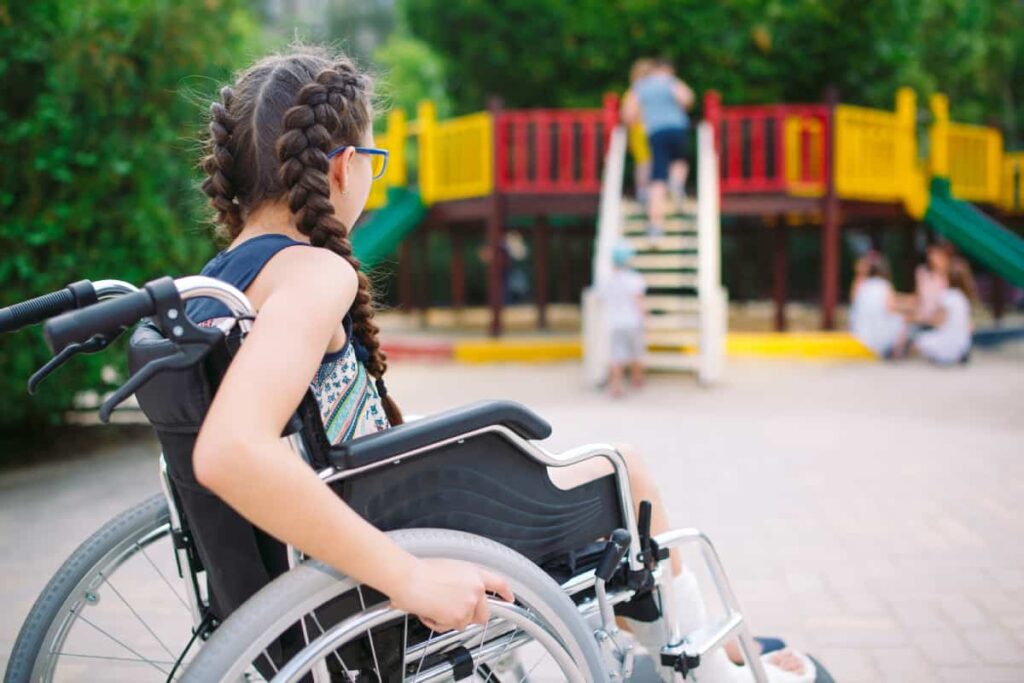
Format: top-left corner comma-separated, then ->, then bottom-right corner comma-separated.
326,146 -> 389,180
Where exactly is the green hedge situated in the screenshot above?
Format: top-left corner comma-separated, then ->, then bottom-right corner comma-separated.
0,0 -> 259,432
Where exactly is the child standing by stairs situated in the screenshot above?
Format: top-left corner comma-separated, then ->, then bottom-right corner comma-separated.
596,240 -> 647,396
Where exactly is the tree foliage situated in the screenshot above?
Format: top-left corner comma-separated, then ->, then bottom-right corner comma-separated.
403,0 -> 1023,140
0,0 -> 259,431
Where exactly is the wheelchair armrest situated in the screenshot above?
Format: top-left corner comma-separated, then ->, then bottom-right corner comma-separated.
328,400 -> 552,471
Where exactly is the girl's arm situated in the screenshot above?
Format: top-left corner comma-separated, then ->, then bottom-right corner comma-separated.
621,90 -> 640,126
194,247 -> 511,630
673,79 -> 695,110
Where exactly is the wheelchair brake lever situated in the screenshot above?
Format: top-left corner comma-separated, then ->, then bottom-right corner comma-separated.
98,341 -> 209,423
28,333 -> 116,395
99,279 -> 223,424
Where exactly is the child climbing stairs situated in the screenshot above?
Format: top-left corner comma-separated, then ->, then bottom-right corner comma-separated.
584,122 -> 726,386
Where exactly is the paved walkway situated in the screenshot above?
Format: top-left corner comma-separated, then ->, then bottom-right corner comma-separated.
2,351 -> 1022,681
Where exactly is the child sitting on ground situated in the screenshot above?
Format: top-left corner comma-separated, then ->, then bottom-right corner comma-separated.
849,250 -> 905,357
913,256 -> 975,365
597,240 -> 647,396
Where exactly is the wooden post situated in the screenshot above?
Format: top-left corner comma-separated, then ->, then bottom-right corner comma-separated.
487,96 -> 505,337
451,225 -> 466,311
556,231 -> 571,303
773,219 -> 788,331
903,221 -> 919,293
905,223 -> 921,292
820,86 -> 841,330
399,239 -> 413,312
416,227 -> 430,318
534,215 -> 550,329
992,276 -> 1006,322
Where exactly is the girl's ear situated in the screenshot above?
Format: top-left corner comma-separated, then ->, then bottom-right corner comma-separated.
329,147 -> 356,193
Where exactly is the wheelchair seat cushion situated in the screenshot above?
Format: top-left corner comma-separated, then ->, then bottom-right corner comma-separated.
328,400 -> 552,471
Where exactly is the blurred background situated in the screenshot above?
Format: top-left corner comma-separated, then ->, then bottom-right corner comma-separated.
1,1 -> 1022,681
2,0 -> 1023,430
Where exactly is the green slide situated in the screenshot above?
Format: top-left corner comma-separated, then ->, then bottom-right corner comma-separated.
925,178 -> 1024,288
351,187 -> 426,268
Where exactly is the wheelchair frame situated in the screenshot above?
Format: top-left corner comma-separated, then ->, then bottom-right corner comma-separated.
17,275 -> 769,682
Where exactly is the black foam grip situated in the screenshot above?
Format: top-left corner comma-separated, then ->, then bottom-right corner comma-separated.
595,528 -> 632,582
0,283 -> 93,334
44,289 -> 154,353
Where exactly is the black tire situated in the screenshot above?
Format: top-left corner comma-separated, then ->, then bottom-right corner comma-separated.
4,494 -> 171,683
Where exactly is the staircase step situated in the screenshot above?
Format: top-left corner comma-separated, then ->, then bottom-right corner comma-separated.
625,234 -> 699,252
631,253 -> 698,271
646,329 -> 699,347
642,272 -> 698,289
643,351 -> 701,371
643,295 -> 700,313
623,216 -> 696,235
646,312 -> 700,330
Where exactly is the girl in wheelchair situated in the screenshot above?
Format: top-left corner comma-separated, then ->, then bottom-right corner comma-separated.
187,45 -> 819,682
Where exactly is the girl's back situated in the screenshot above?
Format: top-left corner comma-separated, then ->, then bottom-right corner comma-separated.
850,276 -> 904,356
188,234 -> 388,443
633,73 -> 688,133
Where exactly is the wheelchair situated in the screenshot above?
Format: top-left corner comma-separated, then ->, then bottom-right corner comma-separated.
3,275 -> 779,682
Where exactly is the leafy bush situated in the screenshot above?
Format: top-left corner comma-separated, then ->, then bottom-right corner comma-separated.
403,0 -> 1024,141
0,0 -> 259,432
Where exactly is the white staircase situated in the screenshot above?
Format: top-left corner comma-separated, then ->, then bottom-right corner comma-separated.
583,122 -> 727,385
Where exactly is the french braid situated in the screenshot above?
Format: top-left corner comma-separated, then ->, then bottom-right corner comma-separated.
200,86 -> 243,238
275,62 -> 402,426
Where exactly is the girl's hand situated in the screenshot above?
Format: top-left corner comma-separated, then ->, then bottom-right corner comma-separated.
390,558 -> 514,632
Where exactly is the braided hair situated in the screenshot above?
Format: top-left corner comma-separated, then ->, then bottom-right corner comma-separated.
199,47 -> 402,426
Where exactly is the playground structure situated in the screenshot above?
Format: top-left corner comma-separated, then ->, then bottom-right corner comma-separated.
700,87 -> 1024,330
355,96 -> 620,339
354,85 -> 1024,349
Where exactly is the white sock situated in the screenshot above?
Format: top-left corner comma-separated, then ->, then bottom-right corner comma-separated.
624,570 -> 816,683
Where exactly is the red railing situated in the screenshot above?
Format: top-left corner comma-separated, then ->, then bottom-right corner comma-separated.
704,91 -> 830,195
496,94 -> 618,194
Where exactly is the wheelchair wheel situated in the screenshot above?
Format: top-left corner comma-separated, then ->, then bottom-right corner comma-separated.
4,494 -> 202,682
182,529 -> 610,682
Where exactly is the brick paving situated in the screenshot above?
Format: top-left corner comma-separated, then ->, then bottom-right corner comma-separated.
2,350 -> 1022,681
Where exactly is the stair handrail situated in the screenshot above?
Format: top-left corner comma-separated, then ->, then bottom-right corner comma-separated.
697,120 -> 726,384
592,125 -> 628,286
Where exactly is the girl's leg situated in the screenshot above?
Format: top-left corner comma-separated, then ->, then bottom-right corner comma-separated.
669,159 -> 689,201
608,362 -> 625,397
548,445 -> 809,677
629,359 -> 645,388
648,181 -> 668,233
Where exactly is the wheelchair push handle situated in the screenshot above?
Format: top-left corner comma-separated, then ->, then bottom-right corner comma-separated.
0,280 -> 98,334
596,528 -> 632,582
44,287 -> 158,354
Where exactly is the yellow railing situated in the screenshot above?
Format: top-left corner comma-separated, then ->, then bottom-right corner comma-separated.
784,115 -> 825,197
929,94 -> 1003,205
1002,152 -> 1024,213
833,88 -> 927,217
418,101 -> 493,205
365,109 -> 408,210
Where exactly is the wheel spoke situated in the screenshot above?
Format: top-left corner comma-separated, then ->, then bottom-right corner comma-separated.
309,610 -> 356,678
516,649 -> 547,683
260,649 -> 279,674
401,614 -> 409,683
49,651 -> 176,665
412,627 -> 437,682
481,626 -> 520,683
357,586 -> 384,682
139,543 -> 190,612
101,571 -> 177,659
65,611 -> 171,675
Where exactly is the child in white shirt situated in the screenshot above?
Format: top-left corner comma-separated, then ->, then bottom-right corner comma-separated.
597,240 -> 647,396
914,257 -> 975,365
